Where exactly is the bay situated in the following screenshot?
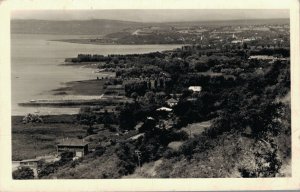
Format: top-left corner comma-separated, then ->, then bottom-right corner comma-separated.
11,34 -> 181,115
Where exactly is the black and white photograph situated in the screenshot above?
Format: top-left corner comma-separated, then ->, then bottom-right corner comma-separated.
0,0 -> 300,191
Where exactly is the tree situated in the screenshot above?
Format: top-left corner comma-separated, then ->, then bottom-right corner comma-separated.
131,92 -> 138,101
13,167 -> 34,179
195,62 -> 209,72
139,118 -> 156,133
86,126 -> 96,136
102,111 -> 113,128
144,91 -> 155,104
154,79 -> 158,89
77,108 -> 97,128
60,151 -> 74,163
119,103 -> 138,130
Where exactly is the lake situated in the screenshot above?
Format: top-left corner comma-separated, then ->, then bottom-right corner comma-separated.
11,34 -> 181,115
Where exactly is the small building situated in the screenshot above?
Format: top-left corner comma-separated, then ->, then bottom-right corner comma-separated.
188,86 -> 202,92
57,138 -> 89,158
166,98 -> 178,107
19,158 -> 40,178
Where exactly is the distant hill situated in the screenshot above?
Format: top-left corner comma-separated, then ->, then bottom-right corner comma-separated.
11,18 -> 289,35
11,19 -> 147,35
165,18 -> 289,27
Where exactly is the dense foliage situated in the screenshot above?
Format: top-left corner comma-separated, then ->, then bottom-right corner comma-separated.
31,34 -> 291,179
12,167 -> 34,180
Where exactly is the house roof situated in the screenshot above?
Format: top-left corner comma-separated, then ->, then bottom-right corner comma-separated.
57,138 -> 89,147
147,116 -> 155,120
20,158 -> 40,163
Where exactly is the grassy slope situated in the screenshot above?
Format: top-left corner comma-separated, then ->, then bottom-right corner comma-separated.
156,130 -> 290,177
44,149 -> 123,179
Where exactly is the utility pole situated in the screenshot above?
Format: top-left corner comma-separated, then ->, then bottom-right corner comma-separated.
32,135 -> 37,158
135,150 -> 142,174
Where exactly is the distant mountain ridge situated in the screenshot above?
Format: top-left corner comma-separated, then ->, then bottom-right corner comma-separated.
11,19 -> 148,35
11,18 -> 289,35
164,18 -> 289,26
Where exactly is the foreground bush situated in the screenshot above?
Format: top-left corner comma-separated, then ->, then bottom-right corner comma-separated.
13,167 -> 34,180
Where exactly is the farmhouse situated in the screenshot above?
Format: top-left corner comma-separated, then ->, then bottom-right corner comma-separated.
57,138 -> 89,158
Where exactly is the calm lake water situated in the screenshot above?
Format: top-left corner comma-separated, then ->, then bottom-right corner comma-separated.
11,34 -> 181,115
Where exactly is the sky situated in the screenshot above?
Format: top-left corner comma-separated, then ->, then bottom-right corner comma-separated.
11,9 -> 289,22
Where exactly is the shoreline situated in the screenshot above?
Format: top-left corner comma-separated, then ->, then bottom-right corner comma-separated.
16,73 -> 132,113
50,39 -> 186,46
17,79 -> 106,108
51,79 -> 108,96
15,66 -> 115,113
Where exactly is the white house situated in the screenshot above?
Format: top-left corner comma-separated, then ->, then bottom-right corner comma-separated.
188,86 -> 202,92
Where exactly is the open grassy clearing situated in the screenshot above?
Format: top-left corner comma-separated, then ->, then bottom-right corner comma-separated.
181,121 -> 212,138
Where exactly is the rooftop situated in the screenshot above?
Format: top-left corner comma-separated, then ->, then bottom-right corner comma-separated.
156,107 -> 173,112
147,116 -> 155,120
20,158 -> 40,163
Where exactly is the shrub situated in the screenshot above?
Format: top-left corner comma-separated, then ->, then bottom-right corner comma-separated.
13,167 -> 34,179
93,146 -> 106,157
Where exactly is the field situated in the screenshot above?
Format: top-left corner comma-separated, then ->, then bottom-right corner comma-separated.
12,115 -> 85,161
12,114 -> 138,161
